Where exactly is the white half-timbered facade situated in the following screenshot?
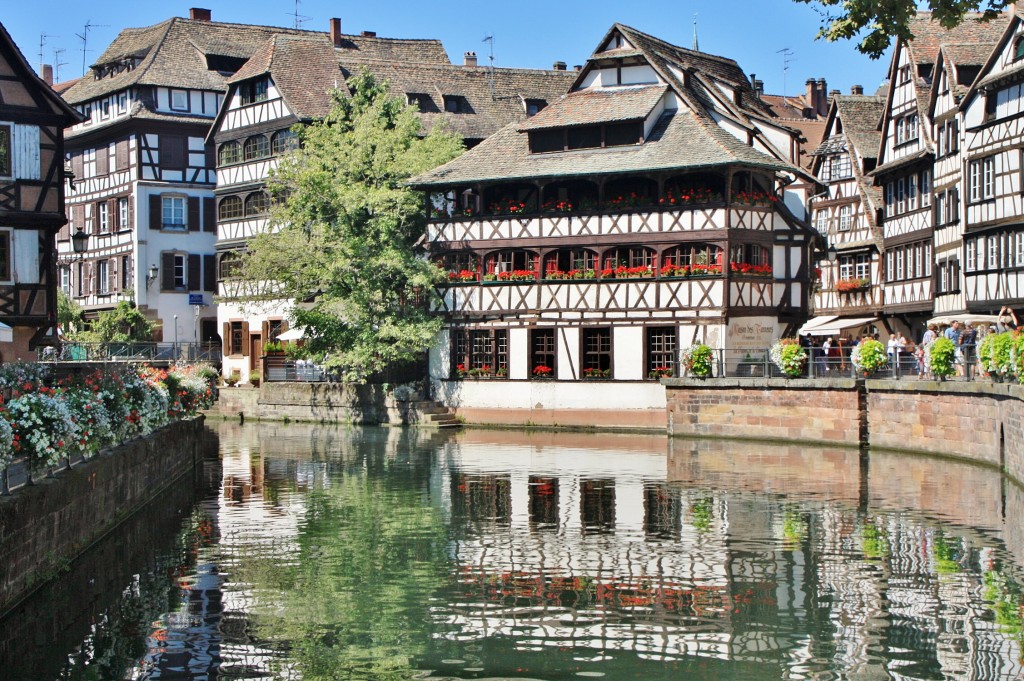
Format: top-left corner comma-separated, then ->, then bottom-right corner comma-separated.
809,94 -> 885,334
210,27 -> 576,381
411,24 -> 815,411
0,22 -> 84,358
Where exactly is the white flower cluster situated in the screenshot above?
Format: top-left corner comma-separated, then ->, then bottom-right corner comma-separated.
0,362 -> 51,391
5,393 -> 76,468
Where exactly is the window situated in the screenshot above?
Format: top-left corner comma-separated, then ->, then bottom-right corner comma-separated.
218,141 -> 241,166
162,196 -> 186,229
966,238 -> 977,271
908,174 -> 918,211
525,99 -> 547,116
172,253 -> 187,289
604,246 -> 654,270
1015,37 -> 1024,62
244,191 -> 269,216
839,254 -> 855,281
97,201 -> 109,233
243,135 -> 269,161
921,170 -> 931,207
443,95 -> 468,113
896,177 -> 906,214
170,89 -> 188,111
647,327 -> 677,378
815,208 -> 829,233
486,249 -> 537,276
1016,232 -> 1024,266
885,182 -> 894,217
271,129 -> 298,155
219,196 -> 243,220
0,124 -> 10,177
118,197 -> 129,229
828,154 -> 851,180
407,93 -> 433,110
239,77 -> 269,105
582,328 -> 612,377
895,250 -> 905,280
0,231 -> 11,281
543,248 -> 597,277
117,92 -> 128,113
159,136 -> 186,170
121,255 -> 131,291
219,252 -> 242,279
229,321 -> 245,355
530,328 -> 556,377
986,92 -> 998,121
96,259 -> 110,294
60,266 -> 71,294
989,236 -> 999,269
838,204 -> 852,231
969,156 -> 995,202
898,65 -> 911,84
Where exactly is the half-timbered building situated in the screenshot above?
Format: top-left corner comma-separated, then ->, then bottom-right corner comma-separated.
806,92 -> 886,338
57,9 -> 324,346
210,25 -> 575,380
410,24 -> 816,421
0,22 -> 84,358
958,10 -> 1024,316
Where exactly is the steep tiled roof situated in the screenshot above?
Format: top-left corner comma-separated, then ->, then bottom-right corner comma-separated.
231,35 -> 341,120
905,12 -> 1006,68
337,59 -> 575,142
410,108 -> 799,187
834,95 -> 884,161
61,17 -> 448,105
518,85 -> 666,130
941,42 -> 996,99
0,21 -> 84,122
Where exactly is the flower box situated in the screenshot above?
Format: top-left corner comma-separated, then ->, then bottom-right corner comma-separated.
836,277 -> 870,293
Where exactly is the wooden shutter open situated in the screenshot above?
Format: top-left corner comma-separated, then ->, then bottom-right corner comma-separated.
188,254 -> 201,290
223,321 -> 231,354
203,197 -> 216,232
188,196 -> 200,231
149,195 -> 161,230
241,321 -> 250,356
109,258 -> 118,292
203,254 -> 216,292
161,252 -> 175,291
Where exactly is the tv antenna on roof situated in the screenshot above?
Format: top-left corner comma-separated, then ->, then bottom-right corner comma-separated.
39,33 -> 58,73
777,47 -> 794,97
53,48 -> 68,84
76,20 -> 108,77
483,34 -> 495,99
288,0 -> 310,29
692,13 -> 699,52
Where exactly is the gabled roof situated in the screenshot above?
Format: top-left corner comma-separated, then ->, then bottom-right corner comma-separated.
0,21 -> 84,123
60,16 -> 449,105
961,9 -> 1024,110
518,85 -> 666,131
229,34 -> 341,120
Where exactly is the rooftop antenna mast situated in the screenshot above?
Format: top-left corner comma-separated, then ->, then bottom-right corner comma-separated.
483,34 -> 495,100
777,47 -> 794,97
38,33 -> 58,73
76,20 -> 108,77
53,48 -> 68,83
692,13 -> 699,51
288,0 -> 310,29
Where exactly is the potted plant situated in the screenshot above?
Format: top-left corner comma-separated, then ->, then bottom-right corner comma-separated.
224,370 -> 241,387
582,367 -> 611,379
249,370 -> 261,387
770,339 -> 807,378
263,340 -> 284,355
929,336 -> 956,380
979,331 -> 1014,380
532,365 -> 554,379
648,365 -> 674,379
851,339 -> 887,376
681,344 -> 715,378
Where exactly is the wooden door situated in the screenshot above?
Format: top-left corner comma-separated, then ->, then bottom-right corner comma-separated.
250,334 -> 262,371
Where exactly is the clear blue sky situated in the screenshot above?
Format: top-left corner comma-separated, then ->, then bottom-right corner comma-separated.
5,1 -> 890,98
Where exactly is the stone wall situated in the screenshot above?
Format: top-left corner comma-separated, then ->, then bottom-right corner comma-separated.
665,378 -> 863,446
0,418 -> 205,613
208,383 -> 437,425
665,377 -> 1024,486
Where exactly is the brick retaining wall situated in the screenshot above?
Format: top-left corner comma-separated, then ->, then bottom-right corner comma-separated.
0,418 -> 205,613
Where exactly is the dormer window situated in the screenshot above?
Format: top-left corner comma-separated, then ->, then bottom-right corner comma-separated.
239,77 -> 269,105
443,95 -> 469,114
407,93 -> 434,111
1015,36 -> 1024,62
525,99 -> 547,116
170,89 -> 189,111
528,121 -> 643,153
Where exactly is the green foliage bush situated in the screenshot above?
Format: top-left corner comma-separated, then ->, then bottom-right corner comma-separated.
929,337 -> 956,379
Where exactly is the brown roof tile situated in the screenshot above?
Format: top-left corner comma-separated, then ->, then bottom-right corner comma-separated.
518,85 -> 667,131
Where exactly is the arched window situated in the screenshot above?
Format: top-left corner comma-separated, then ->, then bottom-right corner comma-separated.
543,248 -> 597,279
218,141 -> 240,166
219,251 -> 242,279
271,129 -> 298,155
661,244 -> 723,276
243,135 -> 269,161
483,249 -> 537,281
602,246 -> 656,277
244,191 -> 270,216
218,196 -> 243,220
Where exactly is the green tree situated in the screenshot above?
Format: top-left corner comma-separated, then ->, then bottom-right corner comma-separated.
71,301 -> 157,343
238,70 -> 464,383
795,0 -> 1010,58
57,289 -> 83,335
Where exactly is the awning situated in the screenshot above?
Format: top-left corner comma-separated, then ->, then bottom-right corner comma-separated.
797,315 -> 837,335
801,316 -> 879,337
926,314 -> 1002,327
0,322 -> 12,343
276,327 -> 306,341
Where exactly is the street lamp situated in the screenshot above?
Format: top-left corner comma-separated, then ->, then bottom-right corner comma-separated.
825,244 -> 838,263
146,264 -> 159,289
55,229 -> 88,266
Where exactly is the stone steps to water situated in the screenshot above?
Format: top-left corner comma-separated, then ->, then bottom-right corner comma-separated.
414,400 -> 461,428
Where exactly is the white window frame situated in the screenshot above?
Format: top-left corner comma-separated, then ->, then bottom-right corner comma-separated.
908,174 -> 918,211
96,259 -> 109,294
98,201 -> 109,233
936,191 -> 946,225
921,170 -> 931,207
897,177 -> 906,214
886,251 -> 894,282
855,253 -> 871,280
886,182 -> 895,217
162,195 -> 186,230
924,244 -> 932,277
59,266 -> 71,294
118,197 -> 129,229
815,209 -> 829,233
173,253 -> 187,289
839,255 -> 854,281
1016,232 -> 1024,266
989,236 -> 999,269
896,249 -> 905,280
170,89 -> 189,112
117,92 -> 128,114
966,239 -> 977,271
838,205 -> 852,231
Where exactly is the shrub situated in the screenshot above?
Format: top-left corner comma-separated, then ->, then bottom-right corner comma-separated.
263,340 -> 284,353
63,386 -> 114,457
979,331 -> 1014,379
929,336 -> 957,379
5,392 -> 76,470
770,339 -> 807,378
681,345 -> 715,378
851,339 -> 887,374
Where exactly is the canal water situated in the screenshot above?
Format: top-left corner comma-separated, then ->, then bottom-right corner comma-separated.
2,422 -> 1023,680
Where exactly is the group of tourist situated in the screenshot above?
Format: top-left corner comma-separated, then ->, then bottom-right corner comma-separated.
799,306 -> 1020,378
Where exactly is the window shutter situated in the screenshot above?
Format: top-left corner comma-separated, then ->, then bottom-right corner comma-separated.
188,253 -> 201,290
85,262 -> 94,295
223,322 -> 231,354
128,195 -> 134,230
188,196 -> 200,231
241,321 -> 250,357
261,320 -> 269,339
161,252 -> 175,291
108,198 -> 117,229
96,147 -> 109,176
71,150 -> 83,182
203,197 -> 216,232
58,217 -> 70,241
203,254 -> 216,292
109,258 -> 118,292
116,139 -> 128,168
150,195 -> 161,230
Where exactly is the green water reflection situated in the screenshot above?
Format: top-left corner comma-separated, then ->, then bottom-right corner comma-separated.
36,424 -> 1024,679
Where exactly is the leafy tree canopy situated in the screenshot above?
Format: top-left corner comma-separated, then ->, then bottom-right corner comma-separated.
70,301 -> 157,344
237,69 -> 464,383
57,289 -> 83,334
795,0 -> 1012,58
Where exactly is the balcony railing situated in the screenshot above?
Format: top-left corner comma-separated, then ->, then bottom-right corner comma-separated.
40,342 -> 222,363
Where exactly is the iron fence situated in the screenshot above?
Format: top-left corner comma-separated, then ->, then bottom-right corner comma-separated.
41,342 -> 222,364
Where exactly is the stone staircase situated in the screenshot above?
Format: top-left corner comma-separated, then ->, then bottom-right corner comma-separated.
413,400 -> 461,428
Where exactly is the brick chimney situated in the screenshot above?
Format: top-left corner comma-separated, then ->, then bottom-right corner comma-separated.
41,64 -> 53,86
361,30 -> 376,37
330,18 -> 342,47
806,78 -> 817,112
816,78 -> 828,116
851,84 -> 864,95
574,65 -> 582,71
553,61 -> 567,71
464,51 -> 477,67
189,8 -> 211,21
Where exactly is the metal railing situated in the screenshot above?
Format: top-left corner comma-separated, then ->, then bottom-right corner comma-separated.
262,355 -> 329,382
675,344 -> 985,381
41,342 -> 222,364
